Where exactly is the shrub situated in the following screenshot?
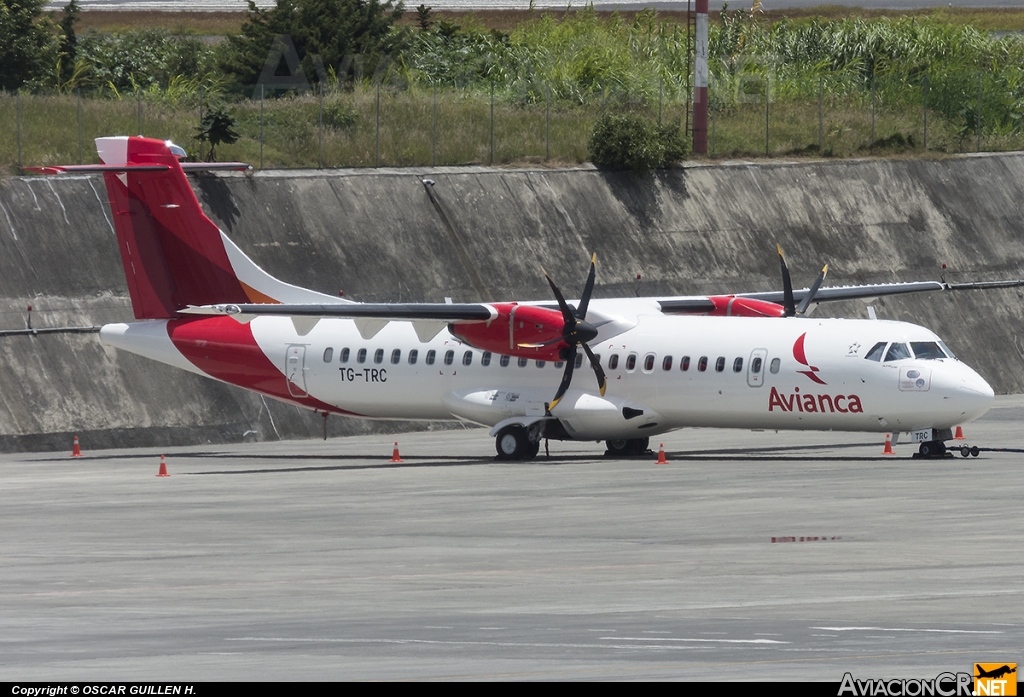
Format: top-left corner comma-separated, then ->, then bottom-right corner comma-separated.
588,113 -> 687,172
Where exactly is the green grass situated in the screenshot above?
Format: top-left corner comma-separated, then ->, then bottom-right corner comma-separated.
3,79 -> 1022,176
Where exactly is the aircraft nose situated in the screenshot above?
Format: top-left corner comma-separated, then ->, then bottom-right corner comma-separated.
955,368 -> 995,422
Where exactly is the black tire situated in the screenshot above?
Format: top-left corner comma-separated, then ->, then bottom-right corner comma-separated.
526,439 -> 541,459
970,446 -> 980,458
605,438 -> 649,457
919,442 -> 933,457
961,446 -> 970,458
496,425 -> 530,460
606,438 -> 636,456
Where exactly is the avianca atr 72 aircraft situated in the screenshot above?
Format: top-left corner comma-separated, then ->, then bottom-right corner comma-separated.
29,136 -> 1016,459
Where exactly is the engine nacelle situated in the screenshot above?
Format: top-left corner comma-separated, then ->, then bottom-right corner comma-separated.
707,295 -> 786,317
449,303 -> 567,361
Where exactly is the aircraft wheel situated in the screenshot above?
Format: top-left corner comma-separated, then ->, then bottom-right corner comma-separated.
605,438 -> 649,457
960,446 -> 970,458
970,446 -> 980,458
496,425 -> 530,460
606,439 -> 636,456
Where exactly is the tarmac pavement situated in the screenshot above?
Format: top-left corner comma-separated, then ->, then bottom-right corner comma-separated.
1,399 -> 1022,681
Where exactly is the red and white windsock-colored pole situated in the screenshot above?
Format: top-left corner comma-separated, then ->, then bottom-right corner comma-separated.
693,0 -> 709,154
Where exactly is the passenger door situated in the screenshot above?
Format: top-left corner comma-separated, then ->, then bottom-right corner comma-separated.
747,349 -> 768,387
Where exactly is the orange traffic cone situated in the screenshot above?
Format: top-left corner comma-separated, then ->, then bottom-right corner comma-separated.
71,435 -> 82,457
954,426 -> 965,440
882,434 -> 894,455
156,454 -> 170,477
389,442 -> 403,463
655,443 -> 669,464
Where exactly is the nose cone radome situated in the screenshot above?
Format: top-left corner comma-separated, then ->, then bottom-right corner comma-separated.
954,365 -> 995,423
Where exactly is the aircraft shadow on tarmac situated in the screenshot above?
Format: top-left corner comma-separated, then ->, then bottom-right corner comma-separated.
33,440 -> 925,474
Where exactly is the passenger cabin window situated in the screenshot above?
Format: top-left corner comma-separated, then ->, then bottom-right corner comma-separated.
769,358 -> 781,373
374,349 -> 384,364
425,350 -> 436,365
554,361 -> 564,368
715,356 -> 725,372
574,354 -> 584,369
733,357 -> 743,372
536,360 -> 546,368
698,356 -> 708,372
391,349 -> 401,364
911,342 -> 948,360
323,347 -> 333,363
518,357 -> 528,368
643,354 -> 655,372
482,352 -> 492,366
608,354 -> 619,370
340,348 -> 350,363
408,349 -> 418,365
751,357 -> 762,374
663,356 -> 673,371
681,356 -> 690,371
463,351 -> 473,366
500,355 -> 510,367
357,348 -> 367,364
884,343 -> 911,362
864,342 -> 887,362
444,350 -> 455,365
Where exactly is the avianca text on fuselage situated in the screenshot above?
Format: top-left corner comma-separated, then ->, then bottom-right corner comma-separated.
768,386 -> 864,414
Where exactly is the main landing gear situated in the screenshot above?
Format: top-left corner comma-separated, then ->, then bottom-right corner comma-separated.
604,437 -> 650,457
495,425 -> 541,460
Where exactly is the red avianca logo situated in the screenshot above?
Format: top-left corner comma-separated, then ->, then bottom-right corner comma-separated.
793,332 -> 826,385
769,332 -> 865,414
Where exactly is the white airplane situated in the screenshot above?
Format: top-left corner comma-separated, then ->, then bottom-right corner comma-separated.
29,136 -> 1016,459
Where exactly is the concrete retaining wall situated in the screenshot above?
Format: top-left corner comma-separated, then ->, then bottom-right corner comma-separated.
2,153 -> 1023,451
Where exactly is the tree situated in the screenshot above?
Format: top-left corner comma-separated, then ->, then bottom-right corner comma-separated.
0,0 -> 58,90
195,105 -> 240,161
415,4 -> 432,31
57,0 -> 80,84
219,0 -> 406,87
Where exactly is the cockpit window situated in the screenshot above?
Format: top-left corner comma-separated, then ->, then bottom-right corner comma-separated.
911,342 -> 948,360
939,341 -> 957,360
884,342 -> 912,362
864,342 -> 887,362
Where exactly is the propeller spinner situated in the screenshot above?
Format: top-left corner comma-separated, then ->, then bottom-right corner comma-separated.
530,254 -> 607,412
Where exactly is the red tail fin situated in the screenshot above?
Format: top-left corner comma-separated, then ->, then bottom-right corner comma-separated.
27,136 -> 340,317
97,136 -> 251,319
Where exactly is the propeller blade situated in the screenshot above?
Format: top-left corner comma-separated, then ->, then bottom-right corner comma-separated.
576,253 -> 597,320
548,347 -> 578,411
582,343 -> 607,397
795,263 -> 829,315
777,244 -> 796,317
517,337 -> 565,349
542,267 -> 577,328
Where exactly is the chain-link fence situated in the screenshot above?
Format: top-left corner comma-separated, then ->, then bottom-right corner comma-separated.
2,70 -> 1021,173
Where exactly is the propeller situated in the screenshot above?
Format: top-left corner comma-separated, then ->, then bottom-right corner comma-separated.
777,244 -> 828,317
532,254 -> 607,412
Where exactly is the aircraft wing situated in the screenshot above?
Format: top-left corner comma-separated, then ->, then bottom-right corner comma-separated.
658,279 -> 1024,315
